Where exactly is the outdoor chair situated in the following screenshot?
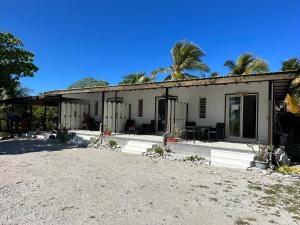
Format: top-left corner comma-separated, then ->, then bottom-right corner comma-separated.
142,120 -> 155,134
125,119 -> 136,134
208,123 -> 225,141
184,121 -> 196,141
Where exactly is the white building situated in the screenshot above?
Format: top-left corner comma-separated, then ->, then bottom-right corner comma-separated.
44,71 -> 296,145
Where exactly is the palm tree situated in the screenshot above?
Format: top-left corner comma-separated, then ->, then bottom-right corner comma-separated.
282,58 -> 300,110
210,72 -> 220,78
119,73 -> 153,85
151,41 -> 209,81
281,58 -> 300,71
224,53 -> 269,76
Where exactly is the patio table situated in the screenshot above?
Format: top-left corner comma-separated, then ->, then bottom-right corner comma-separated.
185,126 -> 210,143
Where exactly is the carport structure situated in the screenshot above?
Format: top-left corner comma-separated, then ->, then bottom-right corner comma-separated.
0,95 -> 62,133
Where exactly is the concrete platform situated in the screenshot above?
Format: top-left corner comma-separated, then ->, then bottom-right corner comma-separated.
69,130 -> 257,169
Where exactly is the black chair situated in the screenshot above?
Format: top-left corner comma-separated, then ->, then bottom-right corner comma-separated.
208,123 -> 225,141
184,121 -> 196,141
125,119 -> 136,134
142,120 -> 155,134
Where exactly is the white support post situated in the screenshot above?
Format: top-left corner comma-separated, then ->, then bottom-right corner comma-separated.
107,102 -> 112,131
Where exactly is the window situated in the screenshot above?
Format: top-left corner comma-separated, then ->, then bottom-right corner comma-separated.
95,101 -> 99,116
138,99 -> 143,117
199,98 -> 206,118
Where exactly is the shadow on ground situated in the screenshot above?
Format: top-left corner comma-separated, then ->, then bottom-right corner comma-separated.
0,138 -> 77,155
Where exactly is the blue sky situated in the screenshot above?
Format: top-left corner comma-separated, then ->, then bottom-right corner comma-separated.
1,0 -> 300,95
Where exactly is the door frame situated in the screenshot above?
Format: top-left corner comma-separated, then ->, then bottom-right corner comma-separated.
224,93 -> 259,142
154,95 -> 177,134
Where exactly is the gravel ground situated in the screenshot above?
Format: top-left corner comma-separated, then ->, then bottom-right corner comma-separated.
0,138 -> 299,225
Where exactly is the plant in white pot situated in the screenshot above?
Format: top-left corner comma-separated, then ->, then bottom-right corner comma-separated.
248,144 -> 273,170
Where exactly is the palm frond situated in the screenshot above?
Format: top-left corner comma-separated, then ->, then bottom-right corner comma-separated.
248,58 -> 269,74
210,72 -> 220,78
151,67 -> 172,77
172,40 -> 206,68
281,58 -> 300,71
163,74 -> 172,81
224,60 -> 236,70
185,61 -> 210,72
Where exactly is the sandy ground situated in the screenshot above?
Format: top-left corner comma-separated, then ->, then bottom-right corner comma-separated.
0,138 -> 299,225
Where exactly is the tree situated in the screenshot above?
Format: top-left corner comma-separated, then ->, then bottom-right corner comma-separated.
151,40 -> 209,81
224,53 -> 269,76
281,58 -> 300,71
210,72 -> 220,78
68,77 -> 109,89
119,73 -> 153,85
282,58 -> 300,109
0,32 -> 38,97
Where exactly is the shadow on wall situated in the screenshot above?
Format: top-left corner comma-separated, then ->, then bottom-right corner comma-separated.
0,139 -> 77,155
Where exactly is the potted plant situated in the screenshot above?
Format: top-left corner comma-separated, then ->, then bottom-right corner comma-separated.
249,144 -> 272,170
167,128 -> 181,143
103,126 -> 112,136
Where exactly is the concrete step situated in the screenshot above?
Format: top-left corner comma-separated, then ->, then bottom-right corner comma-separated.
122,140 -> 156,155
211,149 -> 254,169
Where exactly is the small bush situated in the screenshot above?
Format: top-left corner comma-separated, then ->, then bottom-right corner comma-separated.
187,155 -> 204,162
108,140 -> 117,148
154,146 -> 164,156
276,166 -> 300,174
57,131 -> 73,142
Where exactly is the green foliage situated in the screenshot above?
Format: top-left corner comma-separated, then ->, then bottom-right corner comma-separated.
57,130 -> 74,142
154,146 -> 165,156
32,106 -> 58,130
68,77 -> 109,89
210,72 -> 220,78
151,40 -> 210,81
248,144 -> 272,162
119,73 -> 153,85
187,155 -> 204,162
224,53 -> 269,76
108,140 -> 117,148
276,166 -> 300,174
0,32 -> 38,97
281,58 -> 300,71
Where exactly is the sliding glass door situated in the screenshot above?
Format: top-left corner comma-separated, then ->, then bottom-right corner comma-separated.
226,94 -> 257,141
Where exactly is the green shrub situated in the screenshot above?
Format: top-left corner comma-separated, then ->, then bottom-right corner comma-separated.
276,166 -> 300,174
187,155 -> 204,162
154,146 -> 164,156
57,131 -> 74,142
108,140 -> 117,148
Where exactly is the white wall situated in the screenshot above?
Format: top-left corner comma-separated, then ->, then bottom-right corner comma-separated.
62,92 -> 102,122
61,81 -> 270,143
169,82 -> 269,143
105,89 -> 165,125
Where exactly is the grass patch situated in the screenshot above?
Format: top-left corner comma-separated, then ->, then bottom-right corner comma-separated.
108,140 -> 117,148
186,155 -> 205,162
209,197 -> 218,202
234,218 -> 250,225
255,181 -> 300,220
154,146 -> 164,156
248,184 -> 263,191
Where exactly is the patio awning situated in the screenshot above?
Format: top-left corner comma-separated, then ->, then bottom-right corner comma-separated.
273,79 -> 292,100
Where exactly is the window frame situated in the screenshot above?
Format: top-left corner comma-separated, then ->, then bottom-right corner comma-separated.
138,99 -> 143,117
199,97 -> 206,119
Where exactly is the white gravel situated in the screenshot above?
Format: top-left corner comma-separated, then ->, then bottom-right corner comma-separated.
0,138 -> 299,225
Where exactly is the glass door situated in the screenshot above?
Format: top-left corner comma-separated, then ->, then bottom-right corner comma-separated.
226,95 -> 257,141
228,96 -> 241,137
157,99 -> 167,132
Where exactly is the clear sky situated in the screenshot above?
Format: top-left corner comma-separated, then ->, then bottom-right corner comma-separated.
1,0 -> 300,95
